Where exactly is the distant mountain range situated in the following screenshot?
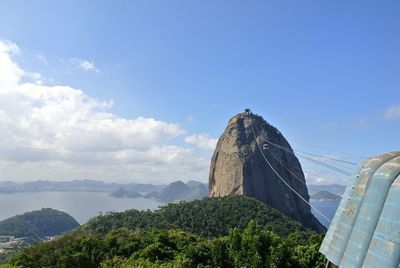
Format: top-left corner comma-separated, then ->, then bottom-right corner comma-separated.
0,180 -> 345,203
0,180 -> 165,194
111,180 -> 208,202
307,184 -> 345,196
0,179 -> 209,203
310,191 -> 342,201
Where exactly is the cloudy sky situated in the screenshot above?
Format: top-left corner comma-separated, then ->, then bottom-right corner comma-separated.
0,1 -> 399,184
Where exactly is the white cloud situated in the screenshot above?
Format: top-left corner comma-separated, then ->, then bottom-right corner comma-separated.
356,116 -> 372,127
354,104 -> 400,127
23,72 -> 42,82
0,40 -> 209,183
0,41 -> 23,89
185,134 -> 218,150
322,122 -> 338,129
384,105 -> 400,120
37,54 -> 48,65
304,172 -> 337,185
0,40 -> 19,54
79,60 -> 96,71
70,58 -> 100,74
187,116 -> 194,123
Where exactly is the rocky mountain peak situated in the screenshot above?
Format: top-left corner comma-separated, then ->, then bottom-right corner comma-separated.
209,111 -> 325,232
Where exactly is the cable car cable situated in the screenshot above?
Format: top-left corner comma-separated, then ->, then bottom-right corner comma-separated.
265,141 -> 352,176
249,115 -> 332,224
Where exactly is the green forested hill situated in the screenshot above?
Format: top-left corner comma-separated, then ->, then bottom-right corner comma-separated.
7,222 -> 325,268
3,196 -> 326,268
310,191 -> 341,201
84,195 -> 307,237
0,208 -> 79,239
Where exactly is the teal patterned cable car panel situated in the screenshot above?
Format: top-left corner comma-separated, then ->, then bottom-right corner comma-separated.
362,175 -> 400,267
319,152 -> 400,268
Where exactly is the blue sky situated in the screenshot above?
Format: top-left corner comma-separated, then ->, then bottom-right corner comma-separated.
0,1 -> 399,184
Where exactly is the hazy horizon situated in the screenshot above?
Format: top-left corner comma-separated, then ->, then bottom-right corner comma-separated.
0,178 -> 346,186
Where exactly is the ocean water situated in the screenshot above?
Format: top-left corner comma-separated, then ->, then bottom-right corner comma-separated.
310,200 -> 341,228
0,192 -> 340,228
0,191 -> 164,224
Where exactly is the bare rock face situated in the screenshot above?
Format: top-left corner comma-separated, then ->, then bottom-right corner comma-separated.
209,111 -> 325,232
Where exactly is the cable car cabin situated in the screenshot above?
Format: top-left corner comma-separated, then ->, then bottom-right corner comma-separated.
320,151 -> 400,268
262,144 -> 269,150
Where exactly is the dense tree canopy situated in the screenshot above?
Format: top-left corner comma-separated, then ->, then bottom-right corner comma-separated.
1,196 -> 327,267
0,208 -> 79,239
84,195 -> 308,238
6,222 -> 325,268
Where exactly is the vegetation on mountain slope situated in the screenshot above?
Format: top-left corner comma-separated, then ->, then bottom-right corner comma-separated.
2,196 -> 326,268
84,195 -> 308,238
0,208 -> 79,239
6,221 -> 325,268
